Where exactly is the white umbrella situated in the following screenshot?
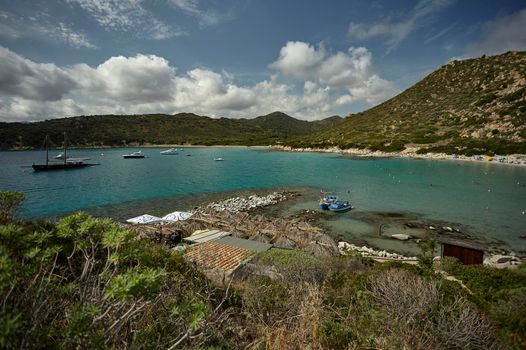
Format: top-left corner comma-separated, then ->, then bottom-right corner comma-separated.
126,214 -> 162,224
161,211 -> 193,222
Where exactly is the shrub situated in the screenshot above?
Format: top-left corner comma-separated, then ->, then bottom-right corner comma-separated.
0,213 -> 231,349
0,191 -> 25,224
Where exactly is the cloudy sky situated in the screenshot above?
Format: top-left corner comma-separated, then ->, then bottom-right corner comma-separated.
1,0 -> 525,122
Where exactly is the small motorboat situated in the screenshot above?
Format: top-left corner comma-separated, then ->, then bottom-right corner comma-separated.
123,151 -> 145,159
319,193 -> 338,210
214,157 -> 224,161
160,148 -> 179,155
54,152 -> 69,159
329,201 -> 353,212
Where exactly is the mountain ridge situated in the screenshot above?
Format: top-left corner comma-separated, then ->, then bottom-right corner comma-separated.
0,112 -> 342,150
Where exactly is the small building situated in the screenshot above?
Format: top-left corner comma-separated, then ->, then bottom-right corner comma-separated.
439,237 -> 485,265
183,233 -> 272,285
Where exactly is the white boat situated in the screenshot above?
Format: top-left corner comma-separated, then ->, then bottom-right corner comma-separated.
214,157 -> 224,161
328,201 -> 353,212
123,151 -> 145,159
54,152 -> 68,159
54,152 -> 91,162
160,148 -> 179,155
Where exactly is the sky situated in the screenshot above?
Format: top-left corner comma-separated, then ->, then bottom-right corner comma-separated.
0,0 -> 525,122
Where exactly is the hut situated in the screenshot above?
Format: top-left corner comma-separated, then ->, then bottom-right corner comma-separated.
439,237 -> 485,265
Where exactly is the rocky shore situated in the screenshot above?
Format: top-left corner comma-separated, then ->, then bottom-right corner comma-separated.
126,191 -> 524,268
338,241 -> 418,261
272,145 -> 526,166
202,192 -> 294,213
128,191 -> 339,257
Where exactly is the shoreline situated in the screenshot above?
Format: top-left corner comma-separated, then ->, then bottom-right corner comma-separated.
6,143 -> 525,167
271,145 -> 526,167
5,144 -> 272,151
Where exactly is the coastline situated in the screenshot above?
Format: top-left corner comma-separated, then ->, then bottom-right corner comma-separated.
6,144 -> 272,151
271,145 -> 526,167
6,142 -> 525,168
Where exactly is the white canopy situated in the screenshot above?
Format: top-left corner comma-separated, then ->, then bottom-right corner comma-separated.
161,211 -> 193,222
126,214 -> 162,224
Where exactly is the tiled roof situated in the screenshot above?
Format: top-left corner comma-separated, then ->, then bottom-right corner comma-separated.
184,241 -> 254,271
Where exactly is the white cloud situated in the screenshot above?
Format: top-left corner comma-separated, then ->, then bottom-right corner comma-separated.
67,0 -> 184,39
424,22 -> 457,44
71,54 -> 176,103
269,41 -> 325,80
174,68 -> 256,111
0,43 -> 397,122
0,96 -> 83,122
270,42 -> 399,105
169,0 -> 233,27
465,8 -> 526,57
348,0 -> 452,53
0,47 -> 77,101
318,47 -> 372,88
0,11 -> 96,49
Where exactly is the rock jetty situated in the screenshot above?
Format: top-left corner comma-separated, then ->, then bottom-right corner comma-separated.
204,192 -> 292,213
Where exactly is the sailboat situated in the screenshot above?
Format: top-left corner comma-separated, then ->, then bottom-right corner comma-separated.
32,133 -> 97,171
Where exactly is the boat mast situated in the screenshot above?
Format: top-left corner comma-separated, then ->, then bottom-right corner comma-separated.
45,135 -> 49,166
63,132 -> 67,165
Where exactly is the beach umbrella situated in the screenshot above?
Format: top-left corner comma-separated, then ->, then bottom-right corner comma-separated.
161,211 -> 193,222
126,214 -> 162,224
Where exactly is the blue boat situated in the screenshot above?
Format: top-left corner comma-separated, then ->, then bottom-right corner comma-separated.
329,201 -> 353,212
319,193 -> 338,210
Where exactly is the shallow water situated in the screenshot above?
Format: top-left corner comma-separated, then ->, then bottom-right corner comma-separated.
1,147 -> 525,252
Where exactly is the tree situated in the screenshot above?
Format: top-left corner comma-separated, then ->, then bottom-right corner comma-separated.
0,191 -> 25,224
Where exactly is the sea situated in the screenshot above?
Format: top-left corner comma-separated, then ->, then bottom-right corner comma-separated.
1,147 -> 525,255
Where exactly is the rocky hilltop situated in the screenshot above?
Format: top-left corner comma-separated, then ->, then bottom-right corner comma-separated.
290,51 -> 526,155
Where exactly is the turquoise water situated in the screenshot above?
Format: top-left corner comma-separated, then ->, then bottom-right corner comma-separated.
1,147 -> 525,251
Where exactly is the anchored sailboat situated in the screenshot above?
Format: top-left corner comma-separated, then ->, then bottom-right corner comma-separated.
32,133 -> 98,171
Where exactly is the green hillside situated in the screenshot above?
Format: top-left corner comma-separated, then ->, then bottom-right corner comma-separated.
0,112 -> 342,150
289,51 -> 526,155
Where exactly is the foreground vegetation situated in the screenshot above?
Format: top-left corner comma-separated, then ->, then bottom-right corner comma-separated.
1,191 -> 525,349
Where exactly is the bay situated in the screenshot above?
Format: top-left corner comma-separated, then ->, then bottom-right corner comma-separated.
1,146 -> 525,253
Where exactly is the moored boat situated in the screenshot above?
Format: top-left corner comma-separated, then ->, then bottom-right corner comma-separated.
123,151 -> 145,159
32,133 -> 98,171
319,193 -> 338,210
160,148 -> 178,155
328,201 -> 353,212
214,157 -> 224,161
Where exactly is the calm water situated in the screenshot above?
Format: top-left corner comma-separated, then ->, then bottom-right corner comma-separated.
1,147 -> 525,252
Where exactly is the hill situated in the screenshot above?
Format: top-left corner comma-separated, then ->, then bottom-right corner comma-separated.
289,51 -> 526,155
0,112 -> 342,149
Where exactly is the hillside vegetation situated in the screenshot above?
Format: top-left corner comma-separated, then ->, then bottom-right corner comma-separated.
0,112 -> 342,150
289,51 -> 526,155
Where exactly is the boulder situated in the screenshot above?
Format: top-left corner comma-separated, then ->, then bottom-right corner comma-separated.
391,233 -> 411,241
273,236 -> 297,249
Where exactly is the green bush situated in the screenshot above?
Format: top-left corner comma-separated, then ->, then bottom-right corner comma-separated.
0,191 -> 25,224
